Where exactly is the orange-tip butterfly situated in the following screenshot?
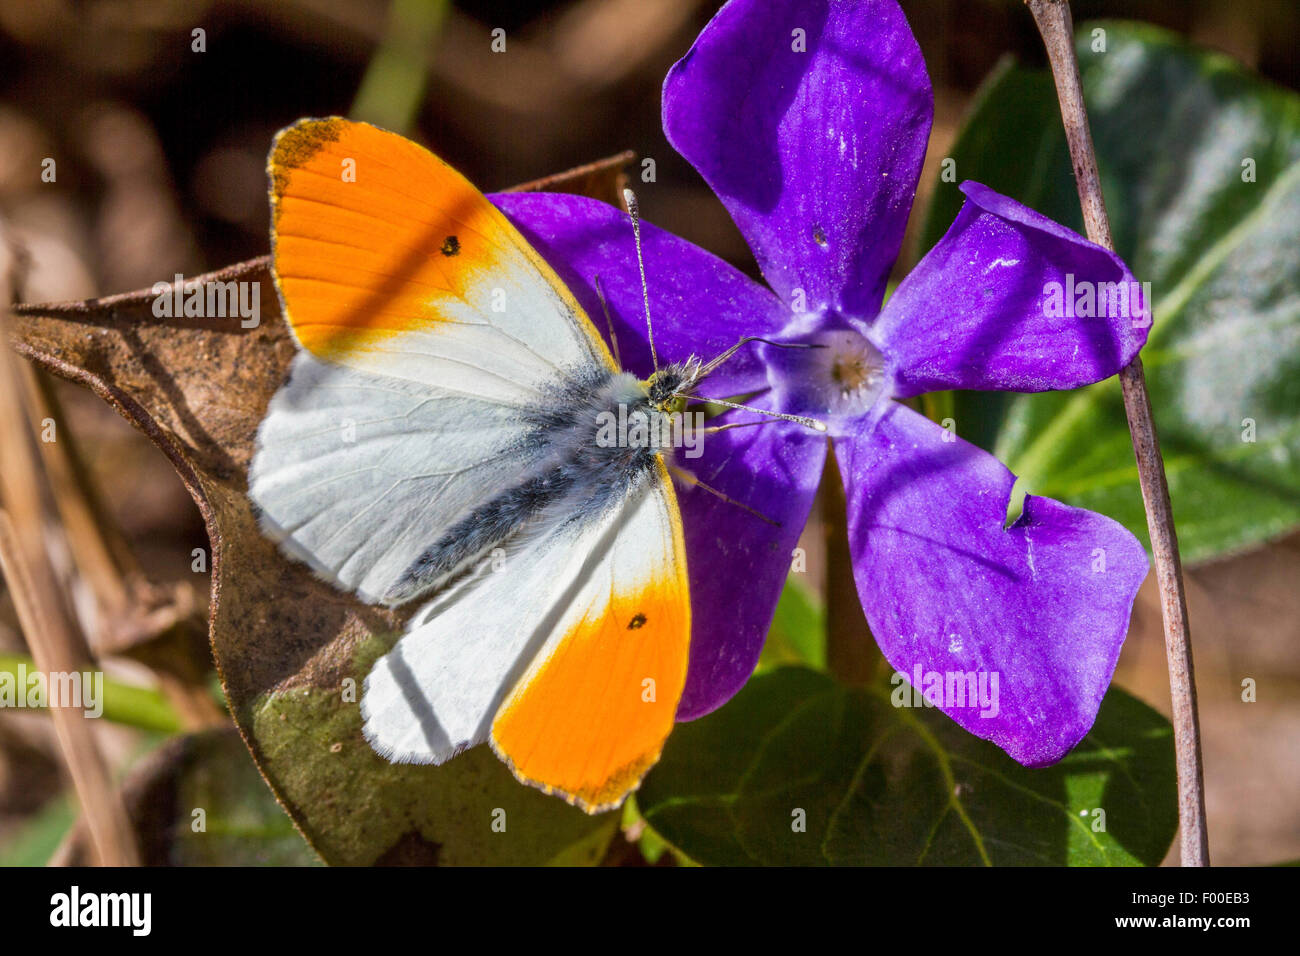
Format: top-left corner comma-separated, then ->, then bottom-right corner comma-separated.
249,118 -> 822,812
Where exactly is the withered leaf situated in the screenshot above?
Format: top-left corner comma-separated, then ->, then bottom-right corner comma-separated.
8,154 -> 638,865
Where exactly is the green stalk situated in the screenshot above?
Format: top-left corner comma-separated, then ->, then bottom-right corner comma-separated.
0,653 -> 182,733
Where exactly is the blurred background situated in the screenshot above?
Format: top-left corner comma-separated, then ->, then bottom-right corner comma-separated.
0,0 -> 1297,866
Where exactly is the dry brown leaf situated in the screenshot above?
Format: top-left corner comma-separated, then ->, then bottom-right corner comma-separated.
7,154 -> 637,864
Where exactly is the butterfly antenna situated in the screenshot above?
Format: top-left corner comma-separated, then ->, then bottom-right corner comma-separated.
623,187 -> 658,372
688,395 -> 827,432
695,336 -> 825,380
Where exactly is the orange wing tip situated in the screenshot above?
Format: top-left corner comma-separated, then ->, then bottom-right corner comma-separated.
488,732 -> 664,816
265,115 -> 621,371
268,117 -> 347,199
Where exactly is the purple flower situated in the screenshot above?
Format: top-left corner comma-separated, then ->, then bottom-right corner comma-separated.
492,0 -> 1150,766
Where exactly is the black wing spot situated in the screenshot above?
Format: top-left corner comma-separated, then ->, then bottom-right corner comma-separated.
440,235 -> 461,256
628,613 -> 647,630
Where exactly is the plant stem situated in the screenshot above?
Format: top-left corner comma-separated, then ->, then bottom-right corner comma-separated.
822,444 -> 881,684
1025,0 -> 1208,866
0,653 -> 182,733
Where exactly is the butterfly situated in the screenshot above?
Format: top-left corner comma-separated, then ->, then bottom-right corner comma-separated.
248,117 -> 822,812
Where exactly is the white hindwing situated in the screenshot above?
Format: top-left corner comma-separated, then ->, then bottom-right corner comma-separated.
360,476 -> 674,765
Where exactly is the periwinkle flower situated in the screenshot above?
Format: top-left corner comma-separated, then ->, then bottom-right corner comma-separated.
492,0 -> 1150,766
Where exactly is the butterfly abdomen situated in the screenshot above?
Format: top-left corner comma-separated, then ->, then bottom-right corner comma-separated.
384,370 -> 669,606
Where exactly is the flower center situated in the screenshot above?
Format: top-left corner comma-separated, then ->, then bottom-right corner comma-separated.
761,324 -> 891,430
830,347 -> 880,398
817,329 -> 887,414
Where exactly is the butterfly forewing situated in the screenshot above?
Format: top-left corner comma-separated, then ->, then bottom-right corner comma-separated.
250,117 -> 691,812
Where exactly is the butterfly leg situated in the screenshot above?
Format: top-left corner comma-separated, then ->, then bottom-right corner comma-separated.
593,274 -> 624,369
667,462 -> 778,526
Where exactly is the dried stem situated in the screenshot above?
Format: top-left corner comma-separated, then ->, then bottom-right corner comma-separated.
20,315 -> 218,729
506,149 -> 637,207
0,324 -> 140,867
22,363 -> 137,614
1025,0 -> 1208,866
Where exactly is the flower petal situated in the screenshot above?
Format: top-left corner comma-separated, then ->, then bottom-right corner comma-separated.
492,191 -> 786,396
837,402 -> 1148,765
875,181 -> 1151,396
663,0 -> 932,319
493,191 -> 821,719
675,402 -> 827,719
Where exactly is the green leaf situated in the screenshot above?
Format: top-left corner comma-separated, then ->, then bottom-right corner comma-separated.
0,795 -> 77,866
139,730 -> 322,866
918,22 -> 1300,562
249,633 -> 617,866
757,577 -> 827,672
638,668 -> 1176,866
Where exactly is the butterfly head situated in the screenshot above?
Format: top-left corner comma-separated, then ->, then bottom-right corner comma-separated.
646,356 -> 704,411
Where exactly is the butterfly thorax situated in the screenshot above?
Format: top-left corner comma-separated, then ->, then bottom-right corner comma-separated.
594,371 -> 686,454
383,369 -> 676,606
646,357 -> 703,411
